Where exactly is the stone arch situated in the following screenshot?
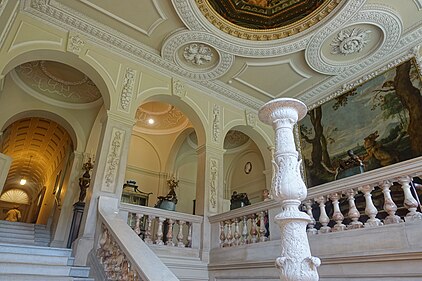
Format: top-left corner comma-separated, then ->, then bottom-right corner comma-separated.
0,49 -> 112,110
134,93 -> 207,148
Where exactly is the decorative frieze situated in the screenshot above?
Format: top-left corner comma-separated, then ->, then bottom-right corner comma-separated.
209,158 -> 218,212
245,111 -> 257,127
67,34 -> 85,54
103,128 -> 124,192
119,68 -> 136,112
212,104 -> 220,143
172,78 -> 186,97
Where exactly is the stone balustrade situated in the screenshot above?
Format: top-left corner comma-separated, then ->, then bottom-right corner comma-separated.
96,223 -> 142,281
304,157 -> 422,234
209,200 -> 281,248
119,203 -> 203,249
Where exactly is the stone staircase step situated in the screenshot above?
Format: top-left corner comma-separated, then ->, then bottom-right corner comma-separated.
0,274 -> 94,281
0,237 -> 35,245
0,231 -> 35,240
0,262 -> 73,276
0,243 -> 72,257
0,252 -> 70,265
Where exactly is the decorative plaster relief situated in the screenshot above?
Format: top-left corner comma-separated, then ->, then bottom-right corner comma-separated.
305,5 -> 403,75
120,68 -> 136,112
162,31 -> 233,81
67,34 -> 85,54
306,6 -> 402,75
103,128 -> 125,192
245,111 -> 257,127
330,28 -> 371,55
172,78 -> 186,97
212,104 -> 220,143
183,43 -> 213,65
209,158 -> 218,212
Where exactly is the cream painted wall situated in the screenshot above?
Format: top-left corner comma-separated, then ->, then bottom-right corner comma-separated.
224,141 -> 266,204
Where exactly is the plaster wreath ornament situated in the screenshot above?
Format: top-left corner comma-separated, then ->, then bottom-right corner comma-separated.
331,28 -> 371,55
183,43 -> 213,65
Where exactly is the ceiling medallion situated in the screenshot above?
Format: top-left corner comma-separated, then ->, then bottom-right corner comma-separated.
330,28 -> 371,55
183,43 -> 213,65
195,0 -> 341,41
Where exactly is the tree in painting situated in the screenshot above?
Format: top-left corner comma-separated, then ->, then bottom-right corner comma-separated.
300,59 -> 422,187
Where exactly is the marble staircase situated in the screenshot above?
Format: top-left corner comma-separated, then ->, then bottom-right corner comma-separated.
0,221 -> 93,281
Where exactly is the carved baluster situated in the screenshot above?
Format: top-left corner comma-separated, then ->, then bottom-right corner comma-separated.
219,221 -> 226,247
359,185 -> 382,227
304,200 -> 317,234
259,211 -> 267,242
155,217 -> 165,245
233,218 -> 241,246
226,220 -> 233,246
398,176 -> 422,222
250,214 -> 258,243
315,196 -> 331,233
329,193 -> 346,232
187,222 -> 192,248
166,219 -> 175,246
241,216 -> 248,245
381,180 -> 402,224
144,216 -> 153,244
177,220 -> 186,247
134,213 -> 143,236
344,189 -> 363,229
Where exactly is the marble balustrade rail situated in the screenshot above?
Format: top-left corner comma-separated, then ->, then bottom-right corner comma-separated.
304,157 -> 422,234
119,203 -> 203,249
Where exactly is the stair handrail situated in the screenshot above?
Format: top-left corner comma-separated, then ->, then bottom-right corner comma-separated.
97,196 -> 179,281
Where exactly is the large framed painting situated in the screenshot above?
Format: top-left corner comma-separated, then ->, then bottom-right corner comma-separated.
299,59 -> 422,188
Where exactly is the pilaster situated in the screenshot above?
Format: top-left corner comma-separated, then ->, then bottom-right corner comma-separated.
73,110 -> 134,265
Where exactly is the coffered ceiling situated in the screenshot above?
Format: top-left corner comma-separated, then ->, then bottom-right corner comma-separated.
24,0 -> 422,111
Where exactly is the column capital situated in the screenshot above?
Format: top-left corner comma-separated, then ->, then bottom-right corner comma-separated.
105,110 -> 136,127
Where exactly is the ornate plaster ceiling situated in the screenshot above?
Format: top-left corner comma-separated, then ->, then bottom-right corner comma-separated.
1,117 -> 72,199
134,102 -> 191,134
199,0 -> 341,39
22,0 -> 422,111
188,130 -> 250,150
14,60 -> 102,105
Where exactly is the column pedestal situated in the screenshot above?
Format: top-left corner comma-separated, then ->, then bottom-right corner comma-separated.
67,202 -> 85,248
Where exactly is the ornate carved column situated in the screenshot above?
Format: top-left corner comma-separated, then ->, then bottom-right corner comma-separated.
259,98 -> 320,281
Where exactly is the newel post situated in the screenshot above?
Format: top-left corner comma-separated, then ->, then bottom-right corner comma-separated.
259,98 -> 320,281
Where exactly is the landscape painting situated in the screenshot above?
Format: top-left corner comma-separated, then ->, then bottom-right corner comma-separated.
299,59 -> 422,188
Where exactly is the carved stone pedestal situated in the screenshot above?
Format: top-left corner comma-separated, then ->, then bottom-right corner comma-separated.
259,98 -> 320,281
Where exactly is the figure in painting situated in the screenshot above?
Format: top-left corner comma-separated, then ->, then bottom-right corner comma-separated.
363,131 -> 399,167
5,206 -> 21,222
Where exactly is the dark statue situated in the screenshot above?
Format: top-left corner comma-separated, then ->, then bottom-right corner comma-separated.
154,177 -> 179,210
78,158 -> 94,203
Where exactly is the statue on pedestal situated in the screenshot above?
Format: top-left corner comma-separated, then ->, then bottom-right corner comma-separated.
78,158 -> 94,203
155,176 -> 179,211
